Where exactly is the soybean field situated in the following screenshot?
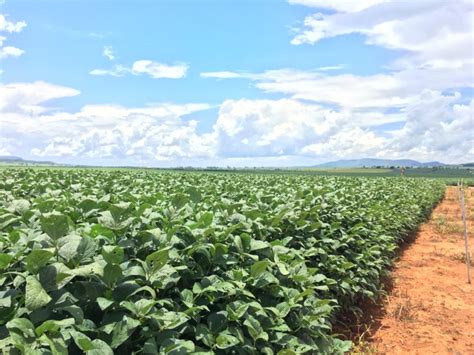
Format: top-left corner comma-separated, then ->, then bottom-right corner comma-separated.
0,168 -> 445,354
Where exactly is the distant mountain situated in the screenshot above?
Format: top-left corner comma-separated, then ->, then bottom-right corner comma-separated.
0,155 -> 57,166
314,158 -> 446,168
0,155 -> 23,161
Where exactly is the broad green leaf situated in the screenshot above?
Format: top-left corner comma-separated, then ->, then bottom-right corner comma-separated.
103,263 -> 123,286
216,332 -> 240,349
171,193 -> 189,209
102,245 -> 124,264
71,331 -> 114,355
187,186 -> 202,203
146,248 -> 170,271
109,316 -> 140,349
250,260 -> 269,278
0,253 -> 13,270
207,311 -> 227,334
25,275 -> 52,311
35,318 -> 75,336
97,297 -> 114,311
41,213 -> 70,240
25,249 -> 54,274
6,318 -> 35,338
244,315 -> 268,342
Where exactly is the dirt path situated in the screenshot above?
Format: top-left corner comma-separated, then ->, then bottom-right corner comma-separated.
359,186 -> 474,354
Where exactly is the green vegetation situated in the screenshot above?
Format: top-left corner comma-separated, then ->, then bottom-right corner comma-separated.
0,168 -> 444,354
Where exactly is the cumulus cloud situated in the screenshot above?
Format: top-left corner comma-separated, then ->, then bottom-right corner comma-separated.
91,60 -> 188,79
290,0 -> 474,73
212,94 -> 472,162
103,46 -> 115,61
0,45 -> 23,58
131,60 -> 188,79
0,14 -> 26,63
213,98 -> 402,159
1,80 -> 472,164
0,81 -> 80,114
202,67 -> 473,110
90,65 -> 130,77
383,91 -> 474,161
0,14 -> 27,33
0,81 -> 214,163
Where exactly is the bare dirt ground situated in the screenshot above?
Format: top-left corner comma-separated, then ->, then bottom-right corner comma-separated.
353,186 -> 474,354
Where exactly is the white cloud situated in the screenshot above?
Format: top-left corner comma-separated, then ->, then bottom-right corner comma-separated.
290,0 -> 474,74
301,127 -> 385,157
0,81 -> 80,114
202,65 -> 474,110
316,64 -> 344,71
0,81 -> 214,162
0,14 -> 26,63
382,91 -> 474,161
201,66 -> 344,79
131,60 -> 188,79
201,71 -> 245,79
288,0 -> 388,13
0,137 -> 15,156
214,98 -> 356,157
90,65 -> 130,77
0,45 -> 24,58
0,14 -> 27,33
91,60 -> 188,79
1,81 -> 472,164
103,46 -> 115,61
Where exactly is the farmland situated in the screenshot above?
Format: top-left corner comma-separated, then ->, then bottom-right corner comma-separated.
0,168 -> 445,354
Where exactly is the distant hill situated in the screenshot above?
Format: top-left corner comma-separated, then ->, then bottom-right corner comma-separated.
0,155 -> 57,166
0,155 -> 23,161
314,158 -> 446,168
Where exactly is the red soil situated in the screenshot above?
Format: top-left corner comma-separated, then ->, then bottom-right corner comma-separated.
356,186 -> 474,354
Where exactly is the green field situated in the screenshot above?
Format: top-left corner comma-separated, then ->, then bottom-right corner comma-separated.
0,168 -> 445,353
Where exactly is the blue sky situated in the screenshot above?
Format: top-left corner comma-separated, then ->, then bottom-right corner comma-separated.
0,0 -> 473,166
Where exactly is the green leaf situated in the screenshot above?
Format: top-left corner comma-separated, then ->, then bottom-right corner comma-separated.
187,186 -> 202,203
171,193 -> 189,209
8,199 -> 31,214
0,253 -> 13,270
58,234 -> 83,262
35,318 -> 75,336
109,316 -> 140,349
25,249 -> 54,274
150,311 -> 190,330
250,260 -> 269,278
199,212 -> 214,227
244,315 -> 268,342
25,275 -> 52,311
146,248 -> 170,272
250,239 -> 269,251
71,331 -> 114,355
6,318 -> 35,338
216,332 -> 240,349
97,297 -> 114,311
74,236 -> 97,264
207,311 -> 227,334
102,245 -> 124,264
103,263 -> 123,286
41,213 -> 70,240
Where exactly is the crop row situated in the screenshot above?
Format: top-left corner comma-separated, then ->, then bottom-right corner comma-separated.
0,169 -> 444,354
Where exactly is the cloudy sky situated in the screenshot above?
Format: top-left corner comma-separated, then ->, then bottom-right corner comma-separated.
0,0 -> 473,167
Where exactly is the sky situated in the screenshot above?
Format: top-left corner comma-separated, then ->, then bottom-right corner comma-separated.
0,0 -> 473,167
